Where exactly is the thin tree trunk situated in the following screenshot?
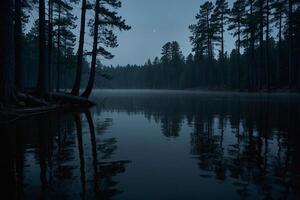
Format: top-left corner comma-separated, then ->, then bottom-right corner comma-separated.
206,12 -> 210,59
15,0 -> 22,91
0,0 -> 14,105
266,0 -> 270,91
81,0 -> 100,98
237,20 -> 241,89
71,0 -> 87,96
249,1 -> 255,91
221,12 -> 224,86
48,0 -> 53,91
221,13 -> 224,60
259,0 -> 264,90
56,3 -> 61,92
278,11 -> 282,85
37,0 -> 47,97
37,0 -> 46,97
288,0 -> 293,88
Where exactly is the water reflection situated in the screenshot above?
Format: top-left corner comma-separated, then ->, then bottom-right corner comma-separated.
94,91 -> 300,199
0,110 -> 130,199
1,91 -> 300,199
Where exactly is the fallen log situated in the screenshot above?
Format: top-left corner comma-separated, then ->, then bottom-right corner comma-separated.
49,92 -> 96,107
98,160 -> 131,166
0,105 -> 59,123
0,92 -> 96,123
13,105 -> 59,114
17,92 -> 49,106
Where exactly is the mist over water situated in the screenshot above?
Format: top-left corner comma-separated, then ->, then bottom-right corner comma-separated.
1,90 -> 300,199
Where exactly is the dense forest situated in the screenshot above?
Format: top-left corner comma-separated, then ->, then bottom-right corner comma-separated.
99,0 -> 300,91
0,0 -> 130,110
1,0 -> 300,110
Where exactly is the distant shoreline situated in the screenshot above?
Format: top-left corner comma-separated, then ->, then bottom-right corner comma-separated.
93,88 -> 300,96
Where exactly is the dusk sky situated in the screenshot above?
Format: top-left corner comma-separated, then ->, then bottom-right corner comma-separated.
101,0 -> 235,66
27,0 -> 235,66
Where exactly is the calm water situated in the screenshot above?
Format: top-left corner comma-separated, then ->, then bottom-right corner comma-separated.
1,90 -> 300,199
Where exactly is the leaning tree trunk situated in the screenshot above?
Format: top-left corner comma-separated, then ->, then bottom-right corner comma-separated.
36,0 -> 47,97
0,0 -> 14,105
15,0 -> 22,91
71,0 -> 87,96
81,0 -> 100,98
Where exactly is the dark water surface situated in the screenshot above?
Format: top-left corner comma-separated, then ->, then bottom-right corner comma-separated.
1,90 -> 300,199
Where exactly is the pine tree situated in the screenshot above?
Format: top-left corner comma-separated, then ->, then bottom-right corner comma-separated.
212,0 -> 230,60
81,0 -> 130,98
161,42 -> 172,64
190,1 -> 215,60
287,0 -> 293,88
170,41 -> 184,88
228,0 -> 246,87
36,0 -> 47,96
52,0 -> 78,92
15,0 -> 22,90
14,0 -> 37,91
71,0 -> 87,95
242,0 -> 259,90
48,0 -> 54,90
0,0 -> 15,104
270,0 -> 286,85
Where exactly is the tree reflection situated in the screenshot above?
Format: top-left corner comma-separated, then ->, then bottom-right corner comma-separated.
96,92 -> 300,199
0,110 -> 130,199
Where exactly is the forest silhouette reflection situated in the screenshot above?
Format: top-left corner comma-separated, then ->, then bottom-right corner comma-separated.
1,90 -> 300,199
93,90 -> 300,199
0,110 -> 130,199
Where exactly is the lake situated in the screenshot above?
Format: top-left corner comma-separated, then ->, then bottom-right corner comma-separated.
1,90 -> 300,199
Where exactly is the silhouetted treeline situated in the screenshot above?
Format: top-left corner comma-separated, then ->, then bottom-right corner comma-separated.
99,0 -> 300,91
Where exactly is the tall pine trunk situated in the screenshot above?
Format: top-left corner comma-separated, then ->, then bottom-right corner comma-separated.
81,0 -> 100,98
71,0 -> 87,96
266,0 -> 270,90
237,19 -> 241,89
288,0 -> 293,88
278,10 -> 282,85
0,0 -> 14,105
48,0 -> 53,91
15,0 -> 22,91
56,3 -> 61,92
37,0 -> 47,97
221,13 -> 224,60
221,12 -> 225,86
249,0 -> 256,91
259,0 -> 264,89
